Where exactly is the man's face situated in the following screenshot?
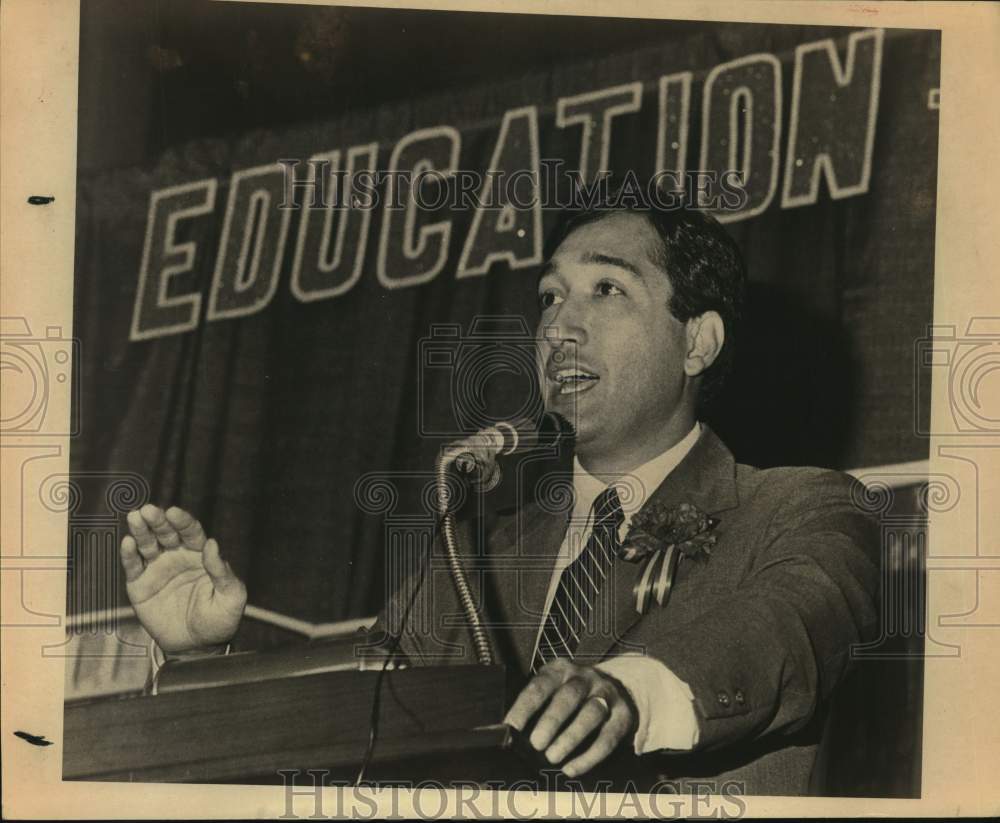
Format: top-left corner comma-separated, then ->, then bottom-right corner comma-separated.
536,212 -> 693,468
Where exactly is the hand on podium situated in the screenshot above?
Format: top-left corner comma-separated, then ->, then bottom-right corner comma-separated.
504,659 -> 638,778
120,504 -> 247,655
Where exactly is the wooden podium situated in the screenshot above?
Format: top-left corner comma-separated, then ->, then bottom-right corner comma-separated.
63,656 -> 538,784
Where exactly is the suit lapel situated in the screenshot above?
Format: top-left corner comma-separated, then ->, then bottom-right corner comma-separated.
488,425 -> 741,671
488,497 -> 571,675
574,424 -> 741,662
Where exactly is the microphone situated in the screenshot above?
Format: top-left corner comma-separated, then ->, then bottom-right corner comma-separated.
446,412 -> 571,480
433,411 -> 572,666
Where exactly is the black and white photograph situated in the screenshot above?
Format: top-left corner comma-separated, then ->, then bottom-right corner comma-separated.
4,0 -> 998,818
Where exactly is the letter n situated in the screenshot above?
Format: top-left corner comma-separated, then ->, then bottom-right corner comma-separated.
781,29 -> 884,208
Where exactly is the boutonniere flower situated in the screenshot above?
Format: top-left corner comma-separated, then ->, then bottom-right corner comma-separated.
620,501 -> 720,615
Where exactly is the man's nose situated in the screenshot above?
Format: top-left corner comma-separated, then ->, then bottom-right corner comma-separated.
543,297 -> 589,348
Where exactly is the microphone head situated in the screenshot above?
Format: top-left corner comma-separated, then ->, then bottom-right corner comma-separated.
495,412 -> 573,455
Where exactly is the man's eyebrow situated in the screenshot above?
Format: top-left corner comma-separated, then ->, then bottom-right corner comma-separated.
536,252 -> 646,287
581,251 -> 645,281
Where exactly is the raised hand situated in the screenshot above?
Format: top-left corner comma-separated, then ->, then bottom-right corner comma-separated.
120,504 -> 247,654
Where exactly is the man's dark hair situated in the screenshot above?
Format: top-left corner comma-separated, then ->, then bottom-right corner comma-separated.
545,201 -> 747,405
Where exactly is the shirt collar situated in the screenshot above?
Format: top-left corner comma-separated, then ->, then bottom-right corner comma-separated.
570,422 -> 702,527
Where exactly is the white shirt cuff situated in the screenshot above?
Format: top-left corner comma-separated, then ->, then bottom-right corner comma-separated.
596,654 -> 700,754
147,639 -> 230,695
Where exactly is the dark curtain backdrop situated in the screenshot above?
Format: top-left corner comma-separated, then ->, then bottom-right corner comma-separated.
71,21 -> 939,625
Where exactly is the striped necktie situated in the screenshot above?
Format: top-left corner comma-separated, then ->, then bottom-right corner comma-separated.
531,485 -> 624,674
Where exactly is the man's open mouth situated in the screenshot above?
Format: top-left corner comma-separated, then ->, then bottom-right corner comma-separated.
552,367 -> 600,395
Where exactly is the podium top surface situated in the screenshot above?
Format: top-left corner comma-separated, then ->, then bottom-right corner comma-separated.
64,664 -> 509,783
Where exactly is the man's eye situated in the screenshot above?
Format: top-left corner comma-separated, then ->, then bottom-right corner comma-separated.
539,291 -> 564,309
596,281 -> 625,297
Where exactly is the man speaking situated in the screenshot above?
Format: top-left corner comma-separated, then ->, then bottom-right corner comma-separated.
119,202 -> 880,795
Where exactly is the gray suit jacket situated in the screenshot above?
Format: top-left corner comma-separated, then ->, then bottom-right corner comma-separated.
370,425 -> 881,795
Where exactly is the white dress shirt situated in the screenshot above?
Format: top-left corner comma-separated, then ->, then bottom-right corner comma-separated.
533,422 -> 702,754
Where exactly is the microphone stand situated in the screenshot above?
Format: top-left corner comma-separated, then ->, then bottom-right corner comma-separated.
435,450 -> 494,666
433,413 -> 569,667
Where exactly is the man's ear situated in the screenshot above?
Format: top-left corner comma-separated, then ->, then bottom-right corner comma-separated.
684,311 -> 725,378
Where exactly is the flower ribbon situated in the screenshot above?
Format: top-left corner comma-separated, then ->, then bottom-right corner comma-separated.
620,501 -> 719,615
